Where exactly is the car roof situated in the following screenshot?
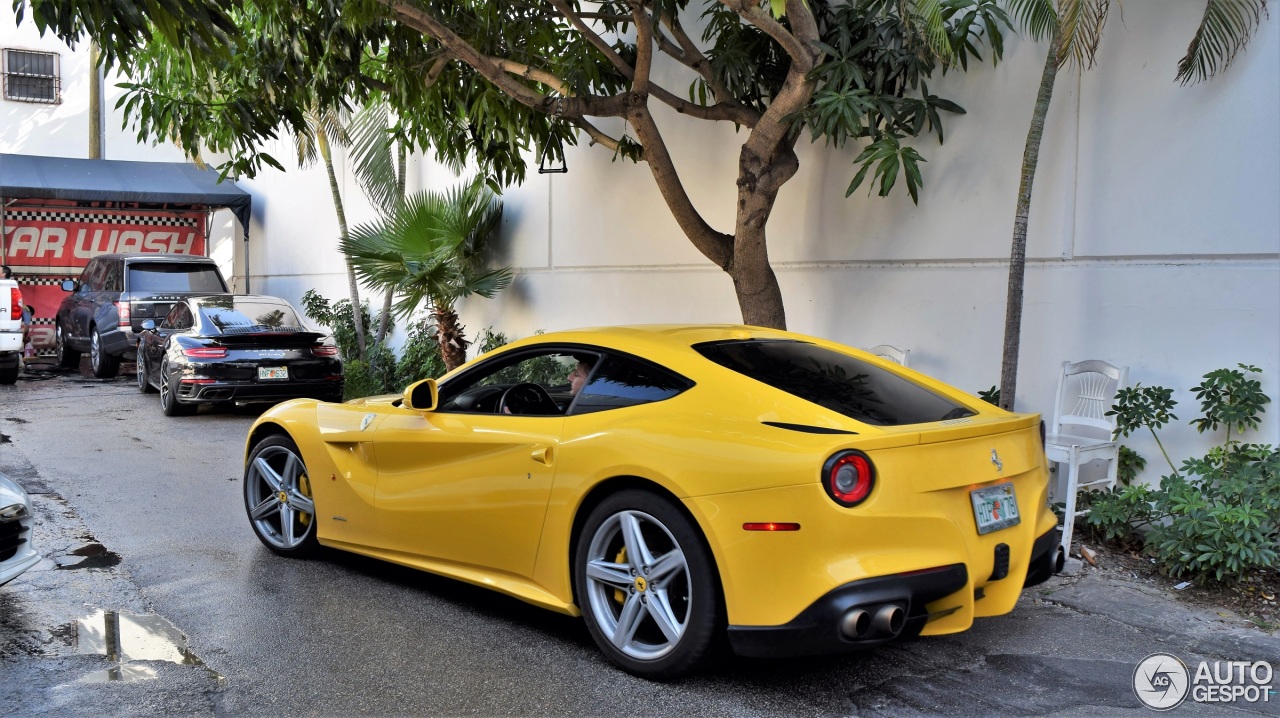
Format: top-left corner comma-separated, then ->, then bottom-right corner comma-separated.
102,253 -> 218,263
189,294 -> 290,306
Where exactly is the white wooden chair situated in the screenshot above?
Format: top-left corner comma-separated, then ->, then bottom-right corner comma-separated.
864,344 -> 909,368
1046,359 -> 1128,557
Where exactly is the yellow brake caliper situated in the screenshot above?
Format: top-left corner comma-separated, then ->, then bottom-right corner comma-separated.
299,474 -> 313,526
613,547 -> 627,604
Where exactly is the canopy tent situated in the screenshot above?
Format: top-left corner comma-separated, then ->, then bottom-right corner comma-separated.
0,152 -> 251,230
0,152 -> 253,288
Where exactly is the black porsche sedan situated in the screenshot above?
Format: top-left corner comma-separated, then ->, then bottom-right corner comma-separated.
136,294 -> 343,416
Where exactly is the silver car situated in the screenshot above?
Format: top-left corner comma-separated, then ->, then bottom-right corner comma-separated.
0,472 -> 39,586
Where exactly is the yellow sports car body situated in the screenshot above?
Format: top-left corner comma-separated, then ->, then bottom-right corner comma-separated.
242,325 -> 1062,678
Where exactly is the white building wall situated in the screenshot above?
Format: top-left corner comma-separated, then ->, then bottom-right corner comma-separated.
4,2 -> 1277,485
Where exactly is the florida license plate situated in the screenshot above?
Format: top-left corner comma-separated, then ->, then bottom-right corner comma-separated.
258,366 -> 289,381
970,483 -> 1020,535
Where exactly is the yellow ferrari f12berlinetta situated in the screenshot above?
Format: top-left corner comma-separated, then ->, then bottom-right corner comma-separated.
242,325 -> 1062,678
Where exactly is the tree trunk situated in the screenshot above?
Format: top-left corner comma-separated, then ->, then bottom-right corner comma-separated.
999,31 -> 1060,411
375,143 -> 407,346
318,128 -> 367,360
434,306 -> 469,371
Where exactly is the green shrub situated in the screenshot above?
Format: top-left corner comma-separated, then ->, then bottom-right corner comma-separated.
1084,483 -> 1159,549
1088,364 -> 1277,585
1148,445 -> 1279,585
395,318 -> 448,389
1116,445 -> 1147,486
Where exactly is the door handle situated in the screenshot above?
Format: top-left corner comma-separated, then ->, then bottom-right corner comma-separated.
531,446 -> 554,466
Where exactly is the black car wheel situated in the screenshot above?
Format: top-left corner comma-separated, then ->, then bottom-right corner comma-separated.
0,364 -> 17,385
574,490 -> 722,679
90,328 -> 120,378
244,435 -> 319,558
136,353 -> 155,393
55,324 -> 81,369
159,361 -> 196,417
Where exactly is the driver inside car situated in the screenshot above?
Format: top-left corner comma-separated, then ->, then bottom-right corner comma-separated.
502,355 -> 595,415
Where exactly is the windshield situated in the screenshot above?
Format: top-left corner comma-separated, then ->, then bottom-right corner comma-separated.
198,298 -> 308,334
128,264 -> 227,293
694,339 -> 976,426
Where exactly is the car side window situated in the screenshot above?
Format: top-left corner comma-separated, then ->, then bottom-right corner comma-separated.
437,349 -> 591,416
161,304 -> 192,330
79,260 -> 102,292
102,261 -> 122,292
569,354 -> 692,416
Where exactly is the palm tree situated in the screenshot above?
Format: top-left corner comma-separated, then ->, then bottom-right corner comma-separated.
339,177 -> 511,371
997,0 -> 1269,410
296,105 -> 367,360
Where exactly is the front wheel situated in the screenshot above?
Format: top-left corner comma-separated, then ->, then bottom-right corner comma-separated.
244,435 -> 319,557
574,490 -> 722,679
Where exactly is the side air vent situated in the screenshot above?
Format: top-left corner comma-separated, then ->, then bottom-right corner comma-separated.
762,421 -> 857,435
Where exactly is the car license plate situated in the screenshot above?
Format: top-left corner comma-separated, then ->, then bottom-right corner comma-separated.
970,483 -> 1020,535
258,367 -> 288,381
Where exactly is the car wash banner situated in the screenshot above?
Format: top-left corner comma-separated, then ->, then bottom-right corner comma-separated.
1,203 -> 208,353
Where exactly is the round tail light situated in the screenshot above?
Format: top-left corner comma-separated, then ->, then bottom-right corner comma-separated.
822,450 -> 875,507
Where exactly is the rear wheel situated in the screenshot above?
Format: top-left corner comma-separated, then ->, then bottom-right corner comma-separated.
159,361 -> 196,416
90,328 -> 120,378
244,435 -> 319,557
55,324 -> 80,369
0,363 -> 17,385
574,490 -> 721,679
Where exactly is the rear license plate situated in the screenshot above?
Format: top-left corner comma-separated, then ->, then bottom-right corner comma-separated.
258,367 -> 289,381
970,483 -> 1020,535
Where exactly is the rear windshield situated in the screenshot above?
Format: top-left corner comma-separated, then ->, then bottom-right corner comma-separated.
198,299 -> 307,334
694,340 -> 976,426
128,264 -> 227,293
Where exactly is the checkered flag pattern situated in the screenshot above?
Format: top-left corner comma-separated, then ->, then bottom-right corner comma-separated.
4,210 -> 200,227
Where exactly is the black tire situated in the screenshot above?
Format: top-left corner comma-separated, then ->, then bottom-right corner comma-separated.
136,353 -> 156,393
55,324 -> 81,369
574,489 -> 722,679
243,434 -> 319,558
90,328 -> 120,378
0,364 -> 17,385
159,361 -> 196,416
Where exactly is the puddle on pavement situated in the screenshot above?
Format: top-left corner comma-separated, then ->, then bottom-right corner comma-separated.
71,610 -> 224,685
54,543 -> 122,570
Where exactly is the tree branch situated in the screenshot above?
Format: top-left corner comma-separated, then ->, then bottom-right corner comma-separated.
658,9 -> 737,106
489,57 -> 572,95
626,105 -> 734,270
569,117 -> 622,152
381,1 -> 630,119
549,0 -> 634,81
628,1 -> 654,91
718,0 -> 814,72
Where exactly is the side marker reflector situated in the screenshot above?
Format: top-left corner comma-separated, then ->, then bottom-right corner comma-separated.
742,522 -> 801,531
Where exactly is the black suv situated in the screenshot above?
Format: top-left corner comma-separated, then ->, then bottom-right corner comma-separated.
55,254 -> 230,377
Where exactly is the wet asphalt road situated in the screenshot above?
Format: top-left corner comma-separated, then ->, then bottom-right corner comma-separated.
1,365 -> 1278,717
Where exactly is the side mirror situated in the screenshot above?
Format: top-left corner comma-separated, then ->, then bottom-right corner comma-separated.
141,319 -> 156,332
60,279 -> 77,292
403,378 -> 438,412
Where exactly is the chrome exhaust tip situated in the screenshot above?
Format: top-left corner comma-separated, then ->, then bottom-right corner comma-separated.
839,608 -> 871,638
871,604 -> 905,637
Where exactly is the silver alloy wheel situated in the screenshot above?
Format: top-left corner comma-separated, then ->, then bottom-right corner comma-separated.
245,444 -> 316,550
90,331 -> 102,372
136,356 -> 147,391
583,510 -> 691,661
160,369 -> 172,408
55,326 -> 65,363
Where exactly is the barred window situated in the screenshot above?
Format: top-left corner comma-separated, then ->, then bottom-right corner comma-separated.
2,49 -> 61,104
